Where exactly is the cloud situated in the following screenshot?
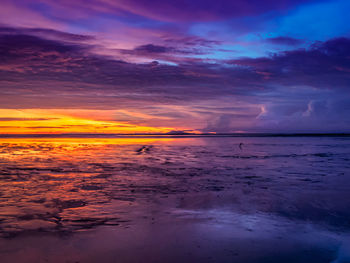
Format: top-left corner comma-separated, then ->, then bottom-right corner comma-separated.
44,0 -> 318,22
0,26 -> 94,42
229,37 -> 350,89
0,117 -> 58,121
116,37 -> 221,63
0,29 -> 258,101
266,36 -> 304,46
133,44 -> 172,54
2,31 -> 349,95
0,27 -> 350,132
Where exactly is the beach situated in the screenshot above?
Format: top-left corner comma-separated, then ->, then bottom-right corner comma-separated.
0,136 -> 349,262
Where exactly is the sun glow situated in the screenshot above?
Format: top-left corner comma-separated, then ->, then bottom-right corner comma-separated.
0,109 -> 174,134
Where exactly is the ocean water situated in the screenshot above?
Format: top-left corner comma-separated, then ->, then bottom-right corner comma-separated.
0,136 -> 349,263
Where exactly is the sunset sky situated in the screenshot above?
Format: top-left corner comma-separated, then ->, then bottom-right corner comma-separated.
0,0 -> 350,134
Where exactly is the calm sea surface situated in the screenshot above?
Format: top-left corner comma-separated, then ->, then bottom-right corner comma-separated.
0,136 -> 349,262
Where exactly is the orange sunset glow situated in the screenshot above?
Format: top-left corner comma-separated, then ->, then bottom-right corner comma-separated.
0,109 -> 176,134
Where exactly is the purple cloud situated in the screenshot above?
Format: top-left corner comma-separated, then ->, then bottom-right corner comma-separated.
229,37 -> 350,89
266,36 -> 304,46
0,26 -> 94,42
133,44 -> 172,54
0,27 -> 349,132
46,0 -> 319,22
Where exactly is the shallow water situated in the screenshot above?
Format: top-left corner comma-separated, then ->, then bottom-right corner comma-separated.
0,136 -> 349,262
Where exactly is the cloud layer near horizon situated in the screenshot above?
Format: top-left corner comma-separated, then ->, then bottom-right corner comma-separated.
0,0 -> 349,133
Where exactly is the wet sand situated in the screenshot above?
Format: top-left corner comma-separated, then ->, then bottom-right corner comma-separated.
0,136 -> 349,262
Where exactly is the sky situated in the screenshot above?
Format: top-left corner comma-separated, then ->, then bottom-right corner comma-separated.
0,0 -> 350,134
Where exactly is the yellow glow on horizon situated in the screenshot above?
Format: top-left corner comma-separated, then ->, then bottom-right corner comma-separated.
0,109 -> 176,134
0,137 -> 175,145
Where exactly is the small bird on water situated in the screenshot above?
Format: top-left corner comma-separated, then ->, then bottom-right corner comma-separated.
239,143 -> 244,150
136,145 -> 152,154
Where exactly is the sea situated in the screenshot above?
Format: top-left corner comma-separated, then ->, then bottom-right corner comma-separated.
0,135 -> 349,263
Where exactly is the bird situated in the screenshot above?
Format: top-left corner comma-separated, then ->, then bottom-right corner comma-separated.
136,145 -> 153,154
239,143 -> 244,150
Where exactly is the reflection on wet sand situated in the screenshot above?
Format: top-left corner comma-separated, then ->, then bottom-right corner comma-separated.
0,137 -> 349,262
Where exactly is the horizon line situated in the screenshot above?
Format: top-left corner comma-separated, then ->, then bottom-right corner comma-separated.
0,132 -> 349,138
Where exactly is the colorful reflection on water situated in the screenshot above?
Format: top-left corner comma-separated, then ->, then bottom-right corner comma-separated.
0,136 -> 350,262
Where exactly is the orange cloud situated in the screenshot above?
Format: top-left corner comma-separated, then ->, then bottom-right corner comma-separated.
0,109 -> 175,134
